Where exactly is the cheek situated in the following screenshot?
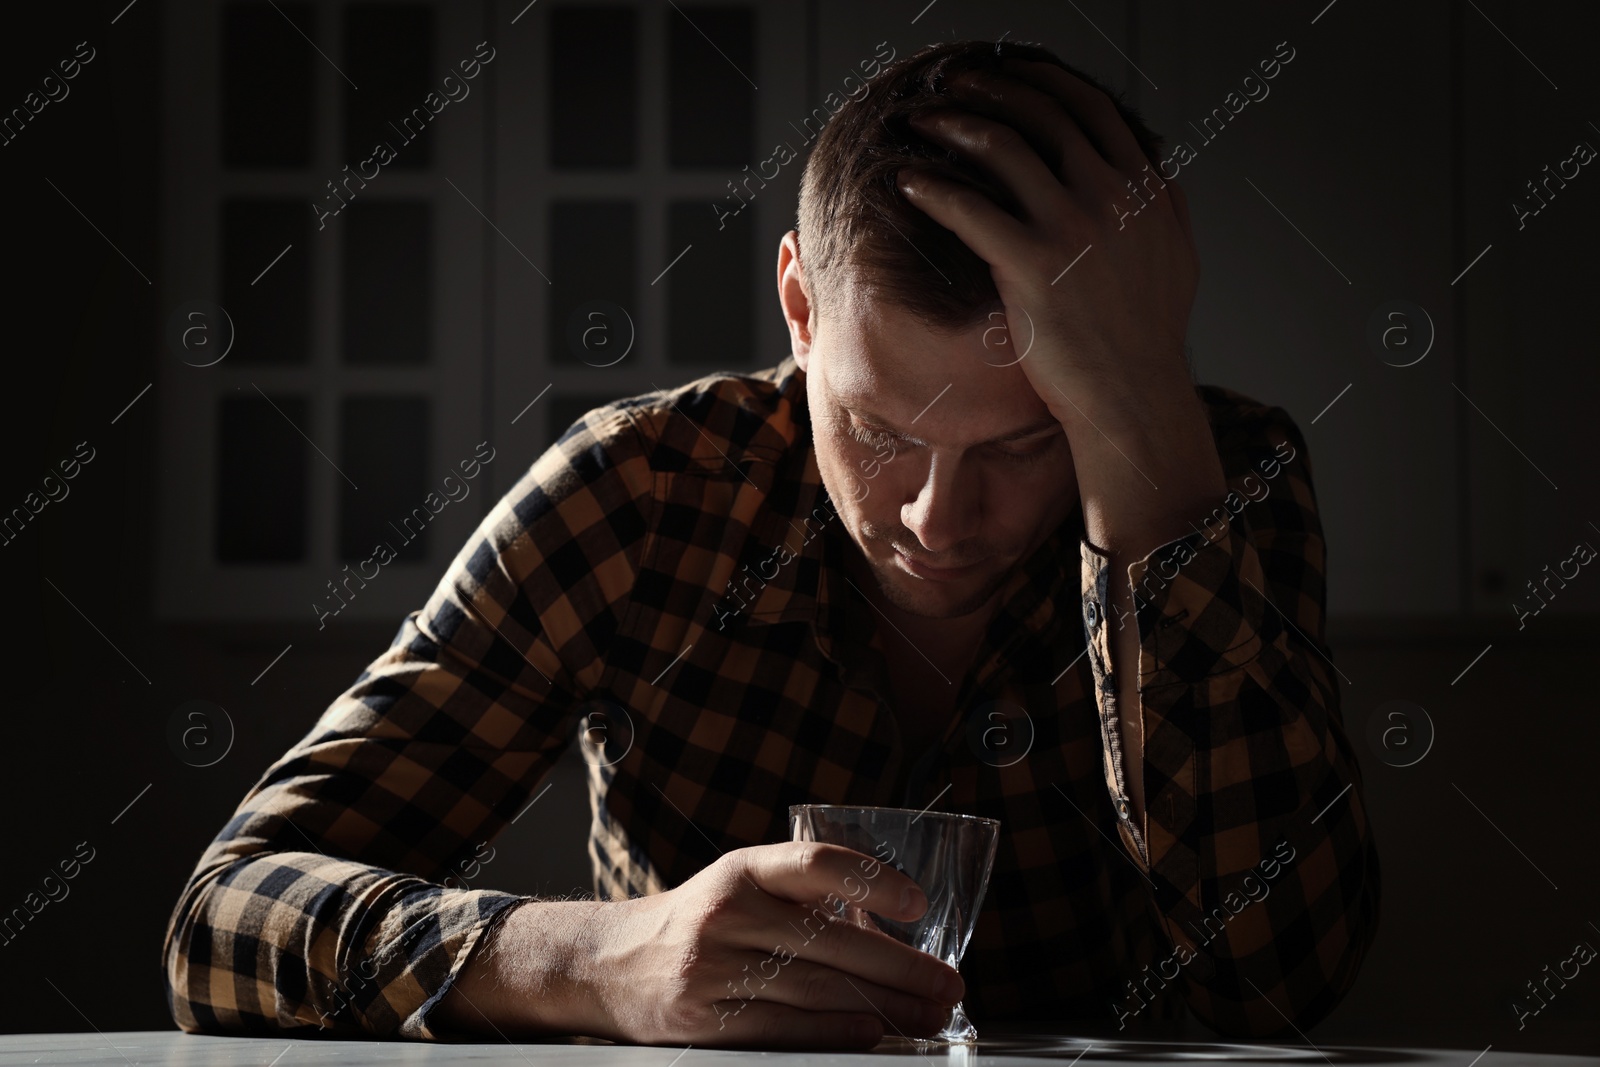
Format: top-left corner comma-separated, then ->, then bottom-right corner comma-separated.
819,439 -> 877,509
812,436 -> 851,480
840,466 -> 916,538
868,465 -> 913,505
846,472 -> 895,527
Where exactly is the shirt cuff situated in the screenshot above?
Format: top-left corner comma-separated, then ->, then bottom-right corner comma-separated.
396,889 -> 530,1040
1087,517 -> 1279,689
1077,516 -> 1282,895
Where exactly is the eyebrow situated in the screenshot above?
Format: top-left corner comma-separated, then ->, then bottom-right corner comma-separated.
844,406 -> 1061,446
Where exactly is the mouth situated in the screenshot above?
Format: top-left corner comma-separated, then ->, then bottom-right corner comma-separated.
893,546 -> 982,581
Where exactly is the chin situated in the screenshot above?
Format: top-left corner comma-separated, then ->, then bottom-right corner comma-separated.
869,558 -> 1004,620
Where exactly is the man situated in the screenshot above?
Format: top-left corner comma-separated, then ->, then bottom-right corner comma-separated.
163,39 -> 1378,1049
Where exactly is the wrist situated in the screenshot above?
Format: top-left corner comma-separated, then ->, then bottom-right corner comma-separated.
431,897 -> 612,1038
1038,344 -> 1196,430
1062,376 -> 1203,438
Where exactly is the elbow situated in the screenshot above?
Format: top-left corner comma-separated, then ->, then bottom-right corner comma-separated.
161,862 -> 382,1038
1197,834 -> 1382,1039
161,869 -> 271,1036
161,897 -> 212,1033
162,879 -> 237,1035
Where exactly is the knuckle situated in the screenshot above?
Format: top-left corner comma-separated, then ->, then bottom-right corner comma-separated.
662,959 -> 721,1035
701,851 -> 736,891
899,950 -> 931,993
700,882 -> 740,924
725,844 -> 760,876
949,183 -> 987,215
660,996 -> 708,1039
973,128 -> 1012,156
814,913 -> 853,958
1098,197 -> 1131,227
669,941 -> 705,993
794,841 -> 827,878
1085,89 -> 1120,120
798,964 -> 836,1007
793,909 -> 833,958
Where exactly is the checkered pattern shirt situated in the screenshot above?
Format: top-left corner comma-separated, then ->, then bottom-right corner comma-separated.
163,356 -> 1379,1040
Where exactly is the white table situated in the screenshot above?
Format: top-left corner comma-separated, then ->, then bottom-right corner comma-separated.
1,1030 -> 1594,1067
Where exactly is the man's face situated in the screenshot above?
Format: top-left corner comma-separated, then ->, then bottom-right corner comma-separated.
796,278 -> 1082,622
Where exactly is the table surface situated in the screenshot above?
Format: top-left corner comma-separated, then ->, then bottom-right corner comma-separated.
1,1030 -> 1594,1067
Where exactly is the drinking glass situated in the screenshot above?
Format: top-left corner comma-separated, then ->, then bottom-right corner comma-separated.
790,804 -> 1000,1046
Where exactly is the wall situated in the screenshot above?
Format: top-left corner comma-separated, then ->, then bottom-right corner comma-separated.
0,0 -> 1594,1054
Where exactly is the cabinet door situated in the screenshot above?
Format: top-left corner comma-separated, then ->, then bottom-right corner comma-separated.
158,0 -> 488,621
487,0 -> 808,499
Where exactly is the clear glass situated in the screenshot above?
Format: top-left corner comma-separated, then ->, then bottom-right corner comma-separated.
789,804 -> 1001,1047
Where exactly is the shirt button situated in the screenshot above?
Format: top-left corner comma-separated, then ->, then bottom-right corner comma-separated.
1084,599 -> 1099,629
1116,797 -> 1130,820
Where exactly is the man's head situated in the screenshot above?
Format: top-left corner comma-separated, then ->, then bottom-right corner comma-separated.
777,39 -> 1165,622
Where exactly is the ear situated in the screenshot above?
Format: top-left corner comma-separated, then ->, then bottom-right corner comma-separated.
777,230 -> 816,372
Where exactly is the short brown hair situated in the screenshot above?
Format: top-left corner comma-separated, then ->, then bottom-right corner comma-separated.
795,39 -> 1165,333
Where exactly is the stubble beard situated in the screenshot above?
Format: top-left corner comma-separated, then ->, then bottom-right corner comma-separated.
854,523 -> 1012,620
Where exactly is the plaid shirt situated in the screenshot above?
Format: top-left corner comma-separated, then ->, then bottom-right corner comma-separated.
163,356 -> 1379,1040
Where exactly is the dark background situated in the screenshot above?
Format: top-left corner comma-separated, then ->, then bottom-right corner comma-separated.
1,0 -> 1596,1055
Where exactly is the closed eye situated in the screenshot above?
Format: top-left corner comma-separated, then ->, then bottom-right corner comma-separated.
845,421 -> 901,450
992,437 -> 1056,463
841,413 -> 1056,461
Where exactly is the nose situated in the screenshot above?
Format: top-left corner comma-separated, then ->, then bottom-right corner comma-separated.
901,451 -> 981,557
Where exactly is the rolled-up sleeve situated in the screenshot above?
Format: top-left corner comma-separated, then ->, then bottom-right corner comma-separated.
161,406 -> 656,1038
1081,392 -> 1380,1037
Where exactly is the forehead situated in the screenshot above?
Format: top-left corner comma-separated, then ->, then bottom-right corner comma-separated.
817,295 -> 1052,436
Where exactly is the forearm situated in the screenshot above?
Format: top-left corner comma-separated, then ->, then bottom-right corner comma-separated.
1076,393 -> 1380,1035
429,897 -> 611,1038
163,843 -> 533,1037
1062,381 -> 1225,828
